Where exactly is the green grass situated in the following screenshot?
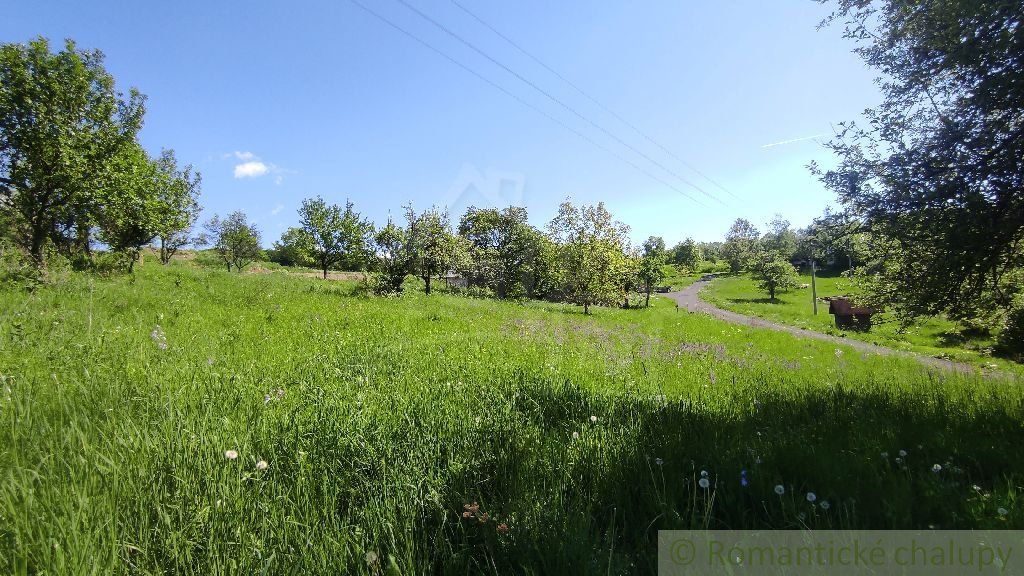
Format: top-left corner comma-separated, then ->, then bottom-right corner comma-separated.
702,271 -> 1021,374
1,264 -> 1022,573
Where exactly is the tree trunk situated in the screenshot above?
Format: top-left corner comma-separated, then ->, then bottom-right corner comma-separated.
583,302 -> 590,315
424,275 -> 431,295
645,289 -> 651,308
323,266 -> 328,280
769,285 -> 776,300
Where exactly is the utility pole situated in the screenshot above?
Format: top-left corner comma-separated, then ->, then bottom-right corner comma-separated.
811,259 -> 818,315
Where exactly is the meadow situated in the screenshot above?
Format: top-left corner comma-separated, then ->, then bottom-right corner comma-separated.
1,263 -> 1022,574
702,271 -> 1019,373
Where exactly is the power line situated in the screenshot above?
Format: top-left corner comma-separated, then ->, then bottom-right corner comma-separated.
345,0 -> 708,208
390,0 -> 727,207
449,0 -> 740,201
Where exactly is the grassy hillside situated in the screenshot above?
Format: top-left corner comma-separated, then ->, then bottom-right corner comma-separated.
702,272 -> 1019,373
1,264 -> 1022,573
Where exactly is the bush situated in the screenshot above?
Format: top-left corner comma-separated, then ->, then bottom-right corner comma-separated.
0,240 -> 39,285
996,296 -> 1024,360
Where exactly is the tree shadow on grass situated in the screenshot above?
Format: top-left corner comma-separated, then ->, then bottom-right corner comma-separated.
726,297 -> 778,305
434,375 -> 1024,574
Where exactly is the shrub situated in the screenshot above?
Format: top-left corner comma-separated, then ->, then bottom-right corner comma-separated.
996,295 -> 1024,360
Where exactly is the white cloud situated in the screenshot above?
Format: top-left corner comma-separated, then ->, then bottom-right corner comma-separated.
233,151 -> 256,161
234,161 -> 269,178
270,204 -> 284,216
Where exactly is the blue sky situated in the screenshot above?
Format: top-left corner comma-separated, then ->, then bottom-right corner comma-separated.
3,1 -> 878,246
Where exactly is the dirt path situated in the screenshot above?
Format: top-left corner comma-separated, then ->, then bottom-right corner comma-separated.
664,280 -> 988,375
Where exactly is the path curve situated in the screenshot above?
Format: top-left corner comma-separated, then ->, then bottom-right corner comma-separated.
664,280 -> 984,375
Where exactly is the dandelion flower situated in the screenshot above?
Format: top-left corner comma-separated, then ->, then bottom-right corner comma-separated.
820,501 -> 830,510
572,431 -> 579,440
806,492 -> 817,503
998,508 -> 1009,517
224,450 -> 238,460
774,485 -> 785,495
590,415 -> 598,423
698,478 -> 710,489
256,460 -> 268,470
932,464 -> 942,473
365,551 -> 378,564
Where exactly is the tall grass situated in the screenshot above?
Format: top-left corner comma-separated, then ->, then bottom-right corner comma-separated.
1,264 -> 1021,573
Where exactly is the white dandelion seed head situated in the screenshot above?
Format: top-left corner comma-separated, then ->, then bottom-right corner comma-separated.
365,551 -> 378,564
224,450 -> 238,460
899,449 -> 907,457
932,464 -> 942,473
820,501 -> 830,510
655,458 -> 664,466
700,470 -> 709,478
895,457 -> 903,464
571,431 -> 579,440
806,492 -> 817,502
998,508 -> 1009,517
699,478 -> 710,489
774,485 -> 785,495
881,452 -> 889,458
256,460 -> 268,470
590,415 -> 598,423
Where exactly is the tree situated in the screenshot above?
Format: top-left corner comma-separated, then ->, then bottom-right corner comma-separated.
639,236 -> 667,307
298,196 -> 373,279
546,200 -> 630,314
204,211 -> 261,272
372,220 -> 411,294
153,149 -> 201,264
0,37 -> 145,266
815,0 -> 1024,324
405,205 -> 466,295
723,218 -> 760,273
753,255 -> 799,300
94,142 -> 161,272
458,205 -> 546,298
269,227 -> 313,268
670,237 -> 703,271
761,215 -> 798,261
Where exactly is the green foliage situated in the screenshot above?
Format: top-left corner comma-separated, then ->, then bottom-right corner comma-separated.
996,295 -> 1024,361
457,206 -> 546,299
669,237 -> 703,271
752,255 -> 799,301
153,149 -> 202,264
372,221 -> 411,294
546,200 -> 631,314
268,227 -> 314,268
0,37 -> 146,265
638,236 -> 667,307
723,218 -> 760,273
761,215 -> 797,261
297,197 -> 374,279
93,142 -> 162,271
815,0 -> 1024,322
203,212 -> 261,272
405,205 -> 467,295
1,265 -> 1022,574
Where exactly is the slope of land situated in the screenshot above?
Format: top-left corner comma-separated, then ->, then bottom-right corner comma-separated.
1,264 -> 1021,573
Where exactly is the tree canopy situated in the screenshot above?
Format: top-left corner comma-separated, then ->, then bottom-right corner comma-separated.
815,0 -> 1024,325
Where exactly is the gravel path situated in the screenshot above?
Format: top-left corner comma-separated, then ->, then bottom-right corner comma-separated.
664,280 -> 985,375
